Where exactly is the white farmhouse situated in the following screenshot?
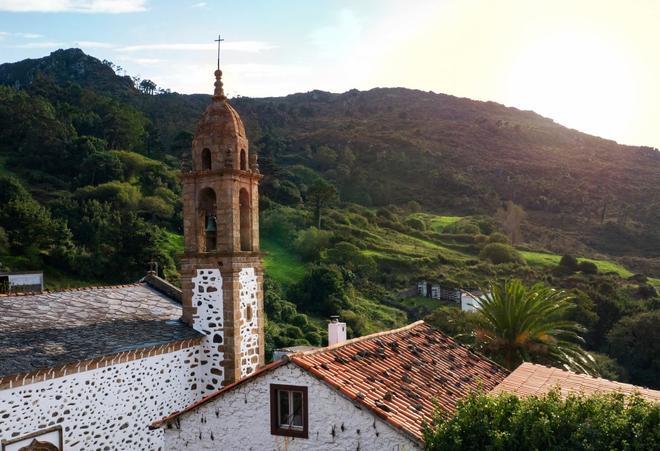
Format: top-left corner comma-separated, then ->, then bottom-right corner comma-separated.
153,321 -> 509,450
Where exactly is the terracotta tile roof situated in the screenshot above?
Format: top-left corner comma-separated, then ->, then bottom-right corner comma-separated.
152,321 -> 508,442
291,321 -> 508,442
0,282 -> 201,378
492,362 -> 660,402
150,359 -> 288,429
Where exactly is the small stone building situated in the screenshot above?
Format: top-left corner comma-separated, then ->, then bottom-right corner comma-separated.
154,321 -> 509,450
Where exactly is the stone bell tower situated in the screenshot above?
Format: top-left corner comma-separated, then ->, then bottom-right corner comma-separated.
180,68 -> 264,390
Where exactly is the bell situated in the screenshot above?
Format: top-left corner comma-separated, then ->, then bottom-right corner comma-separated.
205,215 -> 217,232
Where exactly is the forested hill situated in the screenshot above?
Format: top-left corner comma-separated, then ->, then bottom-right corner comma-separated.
1,48 -> 659,266
2,48 -> 659,386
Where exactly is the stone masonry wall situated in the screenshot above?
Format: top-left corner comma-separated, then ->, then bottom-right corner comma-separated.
0,346 -> 203,450
163,363 -> 420,451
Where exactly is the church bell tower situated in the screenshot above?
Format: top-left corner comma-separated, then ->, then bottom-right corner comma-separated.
180,67 -> 264,389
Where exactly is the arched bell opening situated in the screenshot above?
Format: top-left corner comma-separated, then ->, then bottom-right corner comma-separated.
239,188 -> 252,251
201,148 -> 212,171
240,149 -> 247,171
199,187 -> 217,252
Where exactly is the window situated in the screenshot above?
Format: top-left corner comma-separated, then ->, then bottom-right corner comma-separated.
270,384 -> 308,438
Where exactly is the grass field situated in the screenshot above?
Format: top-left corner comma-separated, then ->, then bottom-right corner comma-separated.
520,250 -> 634,278
262,238 -> 306,286
409,213 -> 463,232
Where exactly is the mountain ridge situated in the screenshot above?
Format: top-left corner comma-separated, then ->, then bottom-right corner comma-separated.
1,48 -> 658,270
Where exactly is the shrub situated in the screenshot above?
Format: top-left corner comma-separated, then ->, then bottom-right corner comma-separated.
487,232 -> 509,244
424,390 -> 660,451
405,217 -> 426,231
479,243 -> 524,265
292,227 -> 333,261
578,260 -> 598,274
559,254 -> 579,272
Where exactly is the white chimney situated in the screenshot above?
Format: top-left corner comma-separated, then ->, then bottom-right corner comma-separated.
328,316 -> 347,346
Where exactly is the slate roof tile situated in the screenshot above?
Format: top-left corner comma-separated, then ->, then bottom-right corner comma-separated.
0,282 -> 201,378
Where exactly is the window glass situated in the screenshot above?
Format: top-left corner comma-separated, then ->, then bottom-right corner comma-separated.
291,391 -> 304,428
278,390 -> 290,427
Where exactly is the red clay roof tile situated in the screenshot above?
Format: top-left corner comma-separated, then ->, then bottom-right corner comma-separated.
290,321 -> 509,441
492,362 -> 660,402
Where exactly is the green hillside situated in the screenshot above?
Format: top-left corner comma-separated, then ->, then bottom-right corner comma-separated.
0,48 -> 658,387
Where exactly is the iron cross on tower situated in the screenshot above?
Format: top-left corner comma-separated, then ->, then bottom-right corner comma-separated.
215,34 -> 224,70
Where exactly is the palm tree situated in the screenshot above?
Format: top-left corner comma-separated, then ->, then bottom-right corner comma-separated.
472,279 -> 595,374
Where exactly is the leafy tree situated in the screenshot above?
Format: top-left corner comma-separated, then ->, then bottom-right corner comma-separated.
473,279 -> 595,373
0,176 -> 69,252
305,179 -> 338,228
607,310 -> 660,388
494,201 -> 525,244
290,264 -> 350,317
425,306 -> 480,343
424,390 -> 660,451
293,227 -> 333,261
325,241 -> 376,276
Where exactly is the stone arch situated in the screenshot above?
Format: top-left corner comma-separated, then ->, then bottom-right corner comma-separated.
239,188 -> 252,251
201,148 -> 212,170
240,149 -> 247,171
199,187 -> 217,252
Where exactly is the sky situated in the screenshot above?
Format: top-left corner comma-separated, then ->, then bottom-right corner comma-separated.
1,0 -> 659,149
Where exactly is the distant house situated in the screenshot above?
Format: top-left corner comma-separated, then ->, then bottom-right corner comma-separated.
0,271 -> 43,293
153,321 -> 509,450
460,290 -> 485,312
417,280 -> 461,303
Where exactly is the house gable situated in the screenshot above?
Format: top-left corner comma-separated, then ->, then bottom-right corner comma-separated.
162,362 -> 421,450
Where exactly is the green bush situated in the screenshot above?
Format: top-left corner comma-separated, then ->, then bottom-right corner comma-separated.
559,254 -> 579,272
578,260 -> 598,275
479,243 -> 524,265
487,232 -> 509,244
405,217 -> 426,231
424,390 -> 660,451
292,227 -> 333,261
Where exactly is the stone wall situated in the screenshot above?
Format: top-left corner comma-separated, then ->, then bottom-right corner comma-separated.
163,363 -> 420,451
0,346 -> 203,450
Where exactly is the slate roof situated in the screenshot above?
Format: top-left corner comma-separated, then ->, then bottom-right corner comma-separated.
492,362 -> 660,402
153,321 -> 508,443
0,282 -> 202,378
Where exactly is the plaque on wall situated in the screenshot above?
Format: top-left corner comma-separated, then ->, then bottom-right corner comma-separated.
1,426 -> 62,451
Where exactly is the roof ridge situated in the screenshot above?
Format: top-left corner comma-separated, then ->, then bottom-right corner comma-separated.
293,320 -> 426,357
0,282 -> 142,297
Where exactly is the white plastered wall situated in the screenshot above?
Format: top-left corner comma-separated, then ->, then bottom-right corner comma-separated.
163,363 -> 420,451
0,347 -> 202,450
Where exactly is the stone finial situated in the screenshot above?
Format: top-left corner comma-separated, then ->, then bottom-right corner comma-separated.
249,154 -> 259,174
213,69 -> 226,101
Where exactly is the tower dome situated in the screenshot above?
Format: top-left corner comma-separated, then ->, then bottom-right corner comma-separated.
191,70 -> 250,172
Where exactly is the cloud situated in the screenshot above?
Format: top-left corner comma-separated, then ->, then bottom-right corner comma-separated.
0,31 -> 43,39
117,41 -> 276,53
12,41 -> 65,48
0,0 -> 147,13
15,32 -> 43,38
191,1 -> 206,7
